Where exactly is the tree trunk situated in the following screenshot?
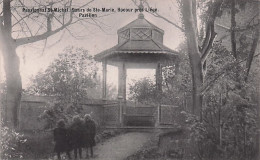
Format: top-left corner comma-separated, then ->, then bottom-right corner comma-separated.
1,0 -> 22,128
1,38 -> 21,129
256,70 -> 260,160
182,0 -> 203,119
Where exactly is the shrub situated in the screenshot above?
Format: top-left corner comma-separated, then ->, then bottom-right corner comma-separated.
0,125 -> 27,159
20,131 -> 54,159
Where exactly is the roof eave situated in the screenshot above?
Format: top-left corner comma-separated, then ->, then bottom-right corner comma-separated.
94,50 -> 179,62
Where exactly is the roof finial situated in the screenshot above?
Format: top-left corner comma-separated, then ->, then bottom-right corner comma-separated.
138,0 -> 144,19
138,0 -> 144,10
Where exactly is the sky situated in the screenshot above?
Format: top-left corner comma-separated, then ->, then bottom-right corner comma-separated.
0,0 -> 184,93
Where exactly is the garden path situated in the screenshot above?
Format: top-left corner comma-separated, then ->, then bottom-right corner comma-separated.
89,132 -> 152,160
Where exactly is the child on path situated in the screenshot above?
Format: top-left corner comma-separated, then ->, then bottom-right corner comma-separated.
83,114 -> 96,158
53,119 -> 71,160
70,115 -> 84,159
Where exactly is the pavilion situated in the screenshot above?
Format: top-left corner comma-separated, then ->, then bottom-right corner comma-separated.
94,13 -> 179,126
95,13 -> 179,101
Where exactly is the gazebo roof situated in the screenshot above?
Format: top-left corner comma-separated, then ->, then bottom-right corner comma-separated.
117,14 -> 164,34
94,14 -> 178,62
94,39 -> 178,61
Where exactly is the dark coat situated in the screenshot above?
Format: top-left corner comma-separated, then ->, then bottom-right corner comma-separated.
53,127 -> 71,153
69,121 -> 84,148
83,119 -> 96,147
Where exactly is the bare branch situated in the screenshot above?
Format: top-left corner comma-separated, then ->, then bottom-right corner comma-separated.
15,0 -> 73,46
77,0 -> 94,9
52,13 -> 90,39
18,0 -> 26,7
234,13 -> 260,32
200,0 -> 223,63
65,26 -> 81,39
136,0 -> 185,32
201,25 -> 217,63
40,38 -> 48,55
245,28 -> 259,81
248,12 -> 259,26
12,12 -> 34,27
14,0 -> 97,46
11,13 -> 30,38
12,9 -> 33,37
15,21 -> 70,45
47,30 -> 66,48
151,12 -> 185,32
34,18 -> 47,36
230,0 -> 237,59
90,18 -> 108,34
93,16 -> 112,28
201,53 -> 260,94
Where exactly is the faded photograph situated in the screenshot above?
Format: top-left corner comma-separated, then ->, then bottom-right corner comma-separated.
0,0 -> 259,160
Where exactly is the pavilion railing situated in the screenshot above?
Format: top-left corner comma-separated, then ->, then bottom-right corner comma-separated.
103,103 -> 120,126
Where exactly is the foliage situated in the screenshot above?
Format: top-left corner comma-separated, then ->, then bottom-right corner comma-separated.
0,0 -> 99,128
0,81 -> 7,122
136,1 -> 259,159
182,41 -> 259,160
20,131 -> 54,159
26,46 -> 98,103
0,123 -> 27,159
25,46 -> 116,129
184,95 -> 257,159
128,42 -> 191,106
26,46 -> 117,102
161,43 -> 192,106
180,0 -> 260,158
129,77 -> 157,105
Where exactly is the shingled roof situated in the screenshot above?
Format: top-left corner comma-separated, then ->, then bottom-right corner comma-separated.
94,13 -> 178,62
117,13 -> 164,34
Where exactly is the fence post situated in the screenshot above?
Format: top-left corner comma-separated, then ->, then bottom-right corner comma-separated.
156,104 -> 161,127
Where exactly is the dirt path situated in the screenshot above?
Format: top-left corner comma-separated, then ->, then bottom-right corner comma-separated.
88,132 -> 152,160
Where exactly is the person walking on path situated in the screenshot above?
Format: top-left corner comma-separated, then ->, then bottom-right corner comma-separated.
53,119 -> 71,160
83,114 -> 96,158
70,115 -> 84,159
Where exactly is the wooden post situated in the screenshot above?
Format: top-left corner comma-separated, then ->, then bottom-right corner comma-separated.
156,63 -> 162,125
118,62 -> 126,101
118,96 -> 123,126
123,63 -> 126,102
118,62 -> 126,126
102,60 -> 107,100
156,63 -> 162,93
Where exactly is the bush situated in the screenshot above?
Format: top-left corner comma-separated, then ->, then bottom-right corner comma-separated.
0,125 -> 27,159
20,131 -> 53,159
0,122 -> 54,160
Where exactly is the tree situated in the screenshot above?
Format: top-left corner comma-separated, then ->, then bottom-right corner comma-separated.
143,0 -> 259,120
0,0 -> 96,128
138,0 -> 223,117
162,43 -> 192,107
128,43 -> 192,106
25,46 -> 117,129
181,1 -> 259,158
191,42 -> 259,159
141,0 -> 259,159
129,77 -> 157,105
180,0 -> 224,119
26,46 -> 98,104
26,46 -> 117,101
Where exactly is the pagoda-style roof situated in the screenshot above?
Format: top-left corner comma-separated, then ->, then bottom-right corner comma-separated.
117,14 -> 164,34
94,14 -> 178,63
